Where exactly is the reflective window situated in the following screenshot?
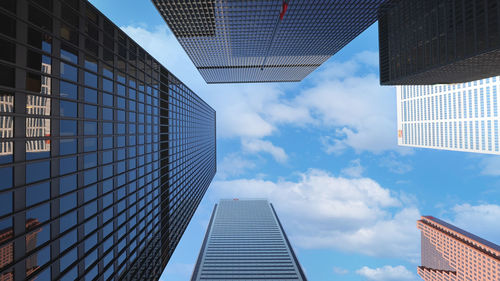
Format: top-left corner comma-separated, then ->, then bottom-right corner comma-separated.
27,28 -> 52,53
27,246 -> 50,276
60,62 -> 78,82
103,108 -> 113,120
59,156 -> 77,175
26,182 -> 50,206
103,78 -> 113,93
85,250 -> 97,269
84,185 -> 97,202
60,100 -> 77,117
60,248 -> 77,272
84,72 -> 97,88
28,5 -> 52,32
0,192 -> 12,216
60,211 -> 77,233
60,193 -> 76,214
84,219 -> 97,237
60,266 -> 77,281
83,153 -> 97,169
84,168 -> 97,185
0,167 -> 13,190
60,174 -> 77,194
84,56 -> 98,72
103,93 -> 113,106
84,87 -> 97,103
60,138 -> 77,155
60,120 -> 77,136
60,45 -> 78,64
84,104 -> 97,119
103,123 -> 113,135
83,138 -> 97,152
26,161 -> 50,183
60,81 -> 77,99
0,64 -> 15,87
84,122 -> 97,135
117,84 -> 125,96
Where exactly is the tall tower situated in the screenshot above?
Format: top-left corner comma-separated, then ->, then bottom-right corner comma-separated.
417,216 -> 500,281
0,0 -> 216,280
397,76 -> 500,154
191,199 -> 307,281
152,0 -> 389,83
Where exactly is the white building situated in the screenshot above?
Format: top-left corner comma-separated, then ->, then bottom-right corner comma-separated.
397,77 -> 500,154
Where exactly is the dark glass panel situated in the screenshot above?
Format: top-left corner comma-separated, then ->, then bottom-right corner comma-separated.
84,56 -> 98,72
27,28 -> 52,53
0,0 -> 16,13
61,3 -> 79,28
60,45 -> 78,64
0,38 -> 15,63
0,64 -> 15,87
0,13 -> 15,38
28,5 -> 52,31
60,24 -> 78,45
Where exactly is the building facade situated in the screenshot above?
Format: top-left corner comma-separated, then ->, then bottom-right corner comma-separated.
191,199 -> 307,281
379,0 -> 500,85
0,0 -> 216,280
417,216 -> 500,281
397,77 -> 500,154
152,0 -> 388,83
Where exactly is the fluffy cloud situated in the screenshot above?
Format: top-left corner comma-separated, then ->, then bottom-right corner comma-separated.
217,153 -> 256,180
341,159 -> 364,178
210,169 -> 421,260
241,139 -> 288,163
333,266 -> 349,275
356,265 -> 417,281
451,204 -> 500,245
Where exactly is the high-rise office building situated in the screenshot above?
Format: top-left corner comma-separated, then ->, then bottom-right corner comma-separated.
379,0 -> 500,85
396,77 -> 500,154
417,216 -> 500,281
152,0 -> 388,83
191,199 -> 307,281
0,0 -> 216,280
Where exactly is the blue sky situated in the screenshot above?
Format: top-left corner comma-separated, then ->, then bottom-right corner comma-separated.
90,1 -> 500,280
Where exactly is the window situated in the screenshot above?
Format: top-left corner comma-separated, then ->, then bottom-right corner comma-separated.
60,174 -> 77,194
26,161 -> 50,183
60,81 -> 77,99
60,100 -> 77,117
60,138 -> 77,155
60,62 -> 77,82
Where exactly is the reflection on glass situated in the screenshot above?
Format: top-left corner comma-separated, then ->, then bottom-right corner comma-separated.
26,58 -> 52,160
0,93 -> 14,161
0,218 -> 13,279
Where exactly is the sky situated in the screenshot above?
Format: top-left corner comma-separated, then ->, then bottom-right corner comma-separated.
90,1 -> 500,280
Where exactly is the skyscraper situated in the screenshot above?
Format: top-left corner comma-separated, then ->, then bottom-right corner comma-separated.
191,199 -> 307,281
0,0 -> 216,280
152,0 -> 388,83
417,216 -> 500,281
379,0 -> 500,85
396,77 -> 500,154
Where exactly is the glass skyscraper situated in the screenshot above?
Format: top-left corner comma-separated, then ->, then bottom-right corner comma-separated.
0,0 -> 216,280
379,0 -> 500,85
152,0 -> 388,83
191,199 -> 307,281
397,76 -> 500,154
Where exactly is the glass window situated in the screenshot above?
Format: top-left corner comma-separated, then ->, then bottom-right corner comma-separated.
85,250 -> 97,270
84,104 -> 97,119
60,211 -> 76,233
60,193 -> 76,214
60,120 -> 77,136
84,122 -> 97,135
60,45 -> 78,64
60,174 -> 76,194
27,27 -> 52,53
103,78 -> 113,93
83,153 -> 97,169
27,246 -> 50,275
60,100 -> 77,117
28,5 -> 52,31
60,62 -> 77,82
0,167 -> 12,190
0,64 -> 15,87
26,161 -> 50,183
103,123 -> 113,135
83,138 -> 97,152
84,168 -> 97,186
60,81 -> 77,99
84,55 -> 98,72
60,138 -> 77,155
117,84 -> 125,96
84,72 -> 97,88
103,108 -> 113,120
0,192 -> 12,216
60,248 -> 77,272
59,156 -> 76,175
103,150 -> 113,164
60,266 -> 77,281
84,87 -> 97,103
103,93 -> 113,106
60,23 -> 78,45
84,185 -> 97,202
26,181 -> 50,206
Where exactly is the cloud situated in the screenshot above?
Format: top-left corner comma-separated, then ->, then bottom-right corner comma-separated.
333,266 -> 349,275
217,153 -> 256,180
451,204 -> 500,245
241,139 -> 288,163
379,153 -> 413,174
479,156 -> 500,176
210,169 -> 420,261
356,265 -> 418,281
341,159 -> 364,178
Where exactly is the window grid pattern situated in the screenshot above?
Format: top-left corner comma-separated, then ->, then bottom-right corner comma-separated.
397,77 -> 500,154
0,0 -> 216,280
153,0 -> 388,83
192,200 -> 307,281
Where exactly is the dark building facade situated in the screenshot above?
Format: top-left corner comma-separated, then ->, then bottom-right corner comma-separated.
379,0 -> 500,85
191,199 -> 307,281
153,0 -> 389,83
0,0 -> 216,280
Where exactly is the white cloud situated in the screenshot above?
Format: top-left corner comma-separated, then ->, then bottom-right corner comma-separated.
341,159 -> 364,178
241,139 -> 288,163
479,156 -> 500,176
379,153 -> 413,174
333,266 -> 349,275
217,153 -> 256,180
210,169 -> 420,260
357,265 -> 417,281
451,204 -> 500,245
